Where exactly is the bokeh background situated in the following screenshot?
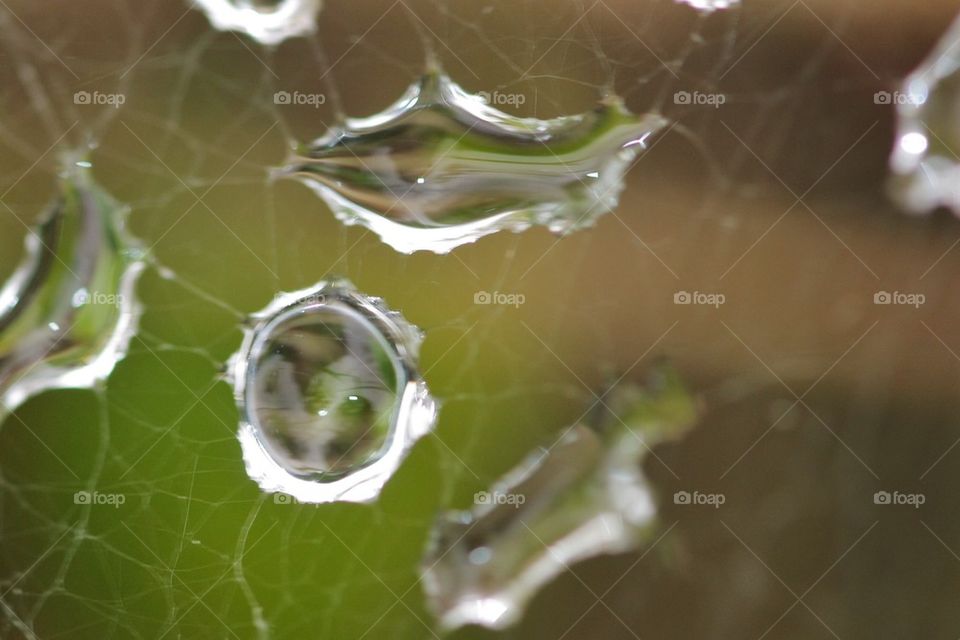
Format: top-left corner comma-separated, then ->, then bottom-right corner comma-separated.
2,0 -> 960,637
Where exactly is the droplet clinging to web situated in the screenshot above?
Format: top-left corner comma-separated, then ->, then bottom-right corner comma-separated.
191,0 -> 323,46
420,365 -> 698,631
0,160 -> 146,422
887,10 -> 960,216
229,280 -> 437,504
280,72 -> 669,254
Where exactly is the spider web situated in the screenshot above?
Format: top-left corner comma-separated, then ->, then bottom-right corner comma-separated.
3,1 -> 959,639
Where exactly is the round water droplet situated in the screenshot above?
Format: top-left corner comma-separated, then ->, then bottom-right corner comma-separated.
230,280 -> 437,504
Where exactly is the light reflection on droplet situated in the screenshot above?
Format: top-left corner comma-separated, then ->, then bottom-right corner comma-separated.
900,132 -> 928,156
467,546 -> 491,565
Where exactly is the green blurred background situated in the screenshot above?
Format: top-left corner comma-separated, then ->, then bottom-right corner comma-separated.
2,0 -> 960,637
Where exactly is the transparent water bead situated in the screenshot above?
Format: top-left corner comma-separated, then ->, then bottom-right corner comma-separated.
192,0 -> 322,46
888,11 -> 960,215
229,280 -> 437,504
0,161 -> 145,422
281,72 -> 669,254
421,366 -> 698,631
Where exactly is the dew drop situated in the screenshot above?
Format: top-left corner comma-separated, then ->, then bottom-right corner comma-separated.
281,72 -> 669,254
0,161 -> 145,421
420,366 -> 698,630
229,279 -> 437,504
192,0 -> 322,46
888,11 -> 960,215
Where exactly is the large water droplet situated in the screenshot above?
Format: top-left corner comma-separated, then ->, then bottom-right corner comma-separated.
192,0 -> 322,46
281,72 -> 669,254
888,11 -> 960,215
229,280 -> 437,504
420,366 -> 697,631
0,161 -> 145,421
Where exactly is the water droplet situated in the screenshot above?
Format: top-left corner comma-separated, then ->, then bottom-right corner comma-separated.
420,366 -> 698,630
229,279 -> 437,504
675,0 -> 740,12
192,0 -> 323,46
889,12 -> 960,215
0,163 -> 145,421
281,72 -> 669,253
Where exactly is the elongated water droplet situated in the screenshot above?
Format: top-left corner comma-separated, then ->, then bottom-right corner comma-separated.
281,72 -> 669,253
0,161 -> 145,421
420,366 -> 697,630
888,12 -> 960,215
192,0 -> 322,45
229,280 -> 437,504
